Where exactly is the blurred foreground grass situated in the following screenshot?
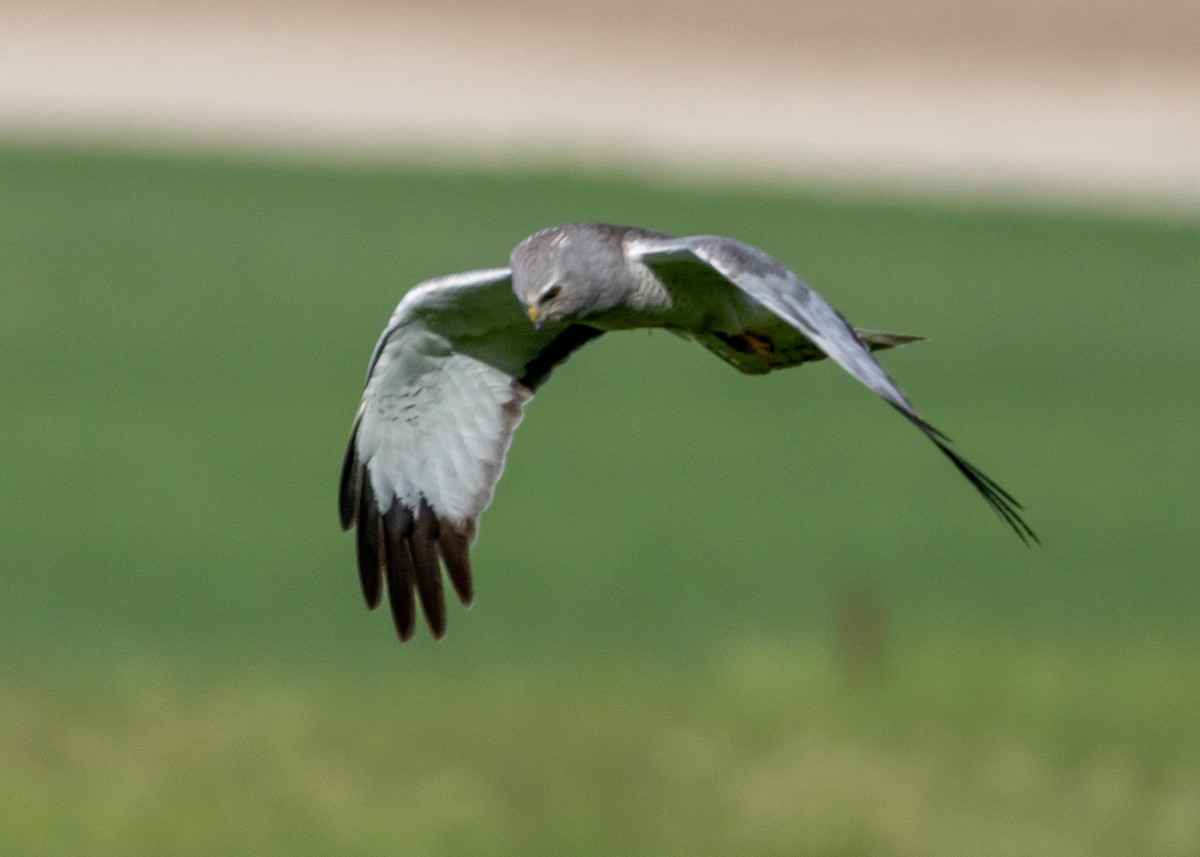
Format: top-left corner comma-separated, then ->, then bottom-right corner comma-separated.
5,639 -> 1199,856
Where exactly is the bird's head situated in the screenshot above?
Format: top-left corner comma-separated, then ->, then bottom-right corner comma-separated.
511,224 -> 629,328
520,281 -> 569,329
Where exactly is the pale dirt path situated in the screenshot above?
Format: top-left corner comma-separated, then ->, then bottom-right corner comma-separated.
2,0 -> 1197,209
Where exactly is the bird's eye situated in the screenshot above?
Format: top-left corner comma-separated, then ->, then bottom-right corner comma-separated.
540,284 -> 562,303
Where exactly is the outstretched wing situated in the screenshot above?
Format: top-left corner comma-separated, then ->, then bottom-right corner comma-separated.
339,268 -> 602,641
631,234 -> 1037,545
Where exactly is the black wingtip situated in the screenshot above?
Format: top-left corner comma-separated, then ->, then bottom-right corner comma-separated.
437,519 -> 474,608
341,425 -> 477,639
353,483 -> 385,611
891,405 -> 1039,546
411,499 -> 448,640
933,437 -> 1040,547
338,418 -> 362,531
382,503 -> 418,641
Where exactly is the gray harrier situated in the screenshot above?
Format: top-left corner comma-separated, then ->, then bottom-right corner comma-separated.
339,223 -> 1035,641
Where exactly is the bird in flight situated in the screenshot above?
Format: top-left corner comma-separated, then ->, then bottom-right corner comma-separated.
339,223 -> 1036,641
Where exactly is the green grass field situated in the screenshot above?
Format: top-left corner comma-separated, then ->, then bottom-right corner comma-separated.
2,141 -> 1198,854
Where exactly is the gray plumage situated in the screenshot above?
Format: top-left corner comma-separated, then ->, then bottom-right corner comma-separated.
340,222 -> 1036,642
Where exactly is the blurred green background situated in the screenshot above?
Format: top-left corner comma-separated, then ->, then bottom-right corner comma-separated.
2,141 -> 1199,855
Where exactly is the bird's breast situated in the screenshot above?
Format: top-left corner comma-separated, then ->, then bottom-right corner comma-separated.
583,262 -> 674,330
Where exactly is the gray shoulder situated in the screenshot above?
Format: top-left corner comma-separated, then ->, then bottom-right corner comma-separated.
629,233 -> 789,282
363,267 -> 514,384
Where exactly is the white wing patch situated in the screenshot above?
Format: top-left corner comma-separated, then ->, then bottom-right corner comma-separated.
356,326 -> 530,532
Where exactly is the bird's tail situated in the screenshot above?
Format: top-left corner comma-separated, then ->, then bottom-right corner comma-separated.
854,329 -> 925,353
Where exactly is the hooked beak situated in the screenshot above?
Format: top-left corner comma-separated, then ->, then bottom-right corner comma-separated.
526,305 -> 542,329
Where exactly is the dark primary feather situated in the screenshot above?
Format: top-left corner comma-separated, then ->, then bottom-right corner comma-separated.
382,504 -> 417,641
892,406 -> 1039,545
410,501 -> 446,639
353,477 -> 384,611
337,419 -> 362,532
437,521 -> 474,606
